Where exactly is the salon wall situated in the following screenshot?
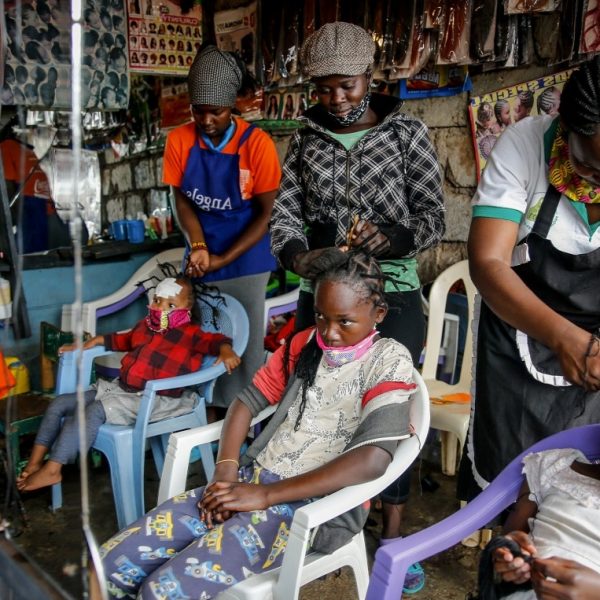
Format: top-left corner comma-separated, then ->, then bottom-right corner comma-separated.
100,145 -> 168,225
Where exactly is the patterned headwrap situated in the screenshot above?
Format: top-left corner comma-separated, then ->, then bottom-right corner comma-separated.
299,21 -> 376,79
188,45 -> 242,107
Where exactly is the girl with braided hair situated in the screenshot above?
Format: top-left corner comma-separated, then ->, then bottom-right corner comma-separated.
16,274 -> 240,493
483,446 -> 600,600
460,56 -> 600,503
100,250 -> 416,599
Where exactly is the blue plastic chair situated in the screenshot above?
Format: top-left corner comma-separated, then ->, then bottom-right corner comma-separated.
366,423 -> 600,600
51,292 -> 249,528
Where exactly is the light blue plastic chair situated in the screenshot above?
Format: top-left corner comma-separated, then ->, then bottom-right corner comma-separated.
51,292 -> 249,528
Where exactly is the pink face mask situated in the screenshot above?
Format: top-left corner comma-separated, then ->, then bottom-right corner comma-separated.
315,329 -> 378,368
146,307 -> 191,332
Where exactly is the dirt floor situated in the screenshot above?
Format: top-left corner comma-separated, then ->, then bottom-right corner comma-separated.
2,442 -> 481,599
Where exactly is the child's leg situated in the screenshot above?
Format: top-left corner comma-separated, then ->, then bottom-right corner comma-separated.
137,466 -> 307,599
103,465 -> 308,599
379,470 -> 410,539
17,390 -> 95,482
19,395 -> 106,491
137,503 -> 302,598
102,486 -> 208,598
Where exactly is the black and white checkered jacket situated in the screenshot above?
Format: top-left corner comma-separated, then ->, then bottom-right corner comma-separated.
270,93 -> 445,269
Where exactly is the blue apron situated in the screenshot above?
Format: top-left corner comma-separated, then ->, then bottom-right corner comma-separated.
179,124 -> 276,282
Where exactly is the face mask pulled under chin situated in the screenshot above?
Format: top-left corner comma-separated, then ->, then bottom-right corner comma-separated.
316,328 -> 378,367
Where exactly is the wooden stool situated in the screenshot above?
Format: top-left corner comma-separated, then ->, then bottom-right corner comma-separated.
0,393 -> 52,476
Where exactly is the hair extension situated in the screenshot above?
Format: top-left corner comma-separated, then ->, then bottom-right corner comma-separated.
227,50 -> 258,98
477,536 -> 533,600
559,55 -> 600,137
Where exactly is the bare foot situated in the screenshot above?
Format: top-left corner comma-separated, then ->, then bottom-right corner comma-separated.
19,463 -> 63,491
16,463 -> 43,489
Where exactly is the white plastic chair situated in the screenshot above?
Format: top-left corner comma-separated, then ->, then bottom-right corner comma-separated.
158,368 -> 430,600
421,260 -> 476,476
53,292 -> 249,528
420,294 -> 460,383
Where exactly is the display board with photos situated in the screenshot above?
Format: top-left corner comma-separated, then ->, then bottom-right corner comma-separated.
468,69 -> 573,177
127,0 -> 202,75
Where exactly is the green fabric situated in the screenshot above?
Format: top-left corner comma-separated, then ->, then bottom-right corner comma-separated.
326,128 -> 371,150
572,202 -> 600,238
380,257 -> 420,292
472,205 -> 523,223
299,257 -> 420,293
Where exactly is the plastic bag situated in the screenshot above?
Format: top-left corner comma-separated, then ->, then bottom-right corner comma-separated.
532,12 -> 561,62
425,0 -> 445,29
389,1 -> 432,80
579,0 -> 600,54
504,0 -> 561,14
470,0 -> 497,61
437,0 -> 473,64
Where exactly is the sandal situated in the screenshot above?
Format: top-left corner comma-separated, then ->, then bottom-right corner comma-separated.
403,561 -> 425,595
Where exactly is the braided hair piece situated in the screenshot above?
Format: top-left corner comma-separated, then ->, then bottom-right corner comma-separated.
476,536 -> 533,600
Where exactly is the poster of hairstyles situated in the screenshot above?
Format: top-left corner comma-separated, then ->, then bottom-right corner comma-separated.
2,0 -> 129,110
468,69 -> 573,178
127,0 -> 202,75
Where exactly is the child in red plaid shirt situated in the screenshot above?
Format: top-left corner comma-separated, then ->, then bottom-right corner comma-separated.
17,276 -> 240,492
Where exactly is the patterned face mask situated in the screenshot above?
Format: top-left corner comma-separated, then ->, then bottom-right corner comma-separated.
327,91 -> 372,127
146,307 -> 191,332
549,124 -> 600,203
315,328 -> 378,367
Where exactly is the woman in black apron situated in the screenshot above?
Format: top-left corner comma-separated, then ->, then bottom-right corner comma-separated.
162,46 -> 281,414
459,56 -> 600,500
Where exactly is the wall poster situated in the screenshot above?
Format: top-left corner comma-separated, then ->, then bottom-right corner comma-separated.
214,2 -> 257,74
468,69 -> 573,178
127,0 -> 202,75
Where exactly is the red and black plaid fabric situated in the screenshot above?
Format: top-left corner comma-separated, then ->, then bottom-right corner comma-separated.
104,320 -> 231,397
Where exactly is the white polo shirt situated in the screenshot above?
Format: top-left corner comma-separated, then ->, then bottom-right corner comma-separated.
472,115 -> 600,256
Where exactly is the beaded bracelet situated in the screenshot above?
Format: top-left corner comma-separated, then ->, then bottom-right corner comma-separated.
215,458 -> 239,468
191,241 -> 208,251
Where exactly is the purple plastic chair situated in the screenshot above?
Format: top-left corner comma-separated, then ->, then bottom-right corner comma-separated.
366,423 -> 600,600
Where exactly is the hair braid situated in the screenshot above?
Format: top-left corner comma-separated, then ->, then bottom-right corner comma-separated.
559,55 -> 600,136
